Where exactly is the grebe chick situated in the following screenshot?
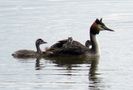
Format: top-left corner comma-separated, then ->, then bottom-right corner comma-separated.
85,40 -> 92,48
12,39 -> 47,58
46,18 -> 114,57
63,37 -> 73,48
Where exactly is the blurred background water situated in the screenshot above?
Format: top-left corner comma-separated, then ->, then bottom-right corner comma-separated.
0,0 -> 133,90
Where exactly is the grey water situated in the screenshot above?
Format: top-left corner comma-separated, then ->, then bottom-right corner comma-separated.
0,0 -> 133,90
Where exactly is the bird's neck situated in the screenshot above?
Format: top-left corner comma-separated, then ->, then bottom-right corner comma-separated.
90,33 -> 99,54
36,44 -> 41,54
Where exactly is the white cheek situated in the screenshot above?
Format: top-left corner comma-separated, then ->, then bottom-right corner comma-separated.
98,25 -> 104,30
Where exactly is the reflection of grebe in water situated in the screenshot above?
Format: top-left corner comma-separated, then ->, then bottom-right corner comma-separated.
35,57 -> 43,70
44,56 -> 101,89
43,55 -> 99,71
89,58 -> 99,78
12,39 -> 47,58
45,18 -> 114,57
88,58 -> 103,90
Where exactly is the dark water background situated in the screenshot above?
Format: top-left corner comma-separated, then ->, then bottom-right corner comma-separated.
0,0 -> 133,90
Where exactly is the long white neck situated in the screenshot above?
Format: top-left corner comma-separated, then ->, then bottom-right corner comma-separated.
90,33 -> 99,54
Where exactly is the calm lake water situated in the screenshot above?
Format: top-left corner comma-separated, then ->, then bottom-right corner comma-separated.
0,0 -> 133,90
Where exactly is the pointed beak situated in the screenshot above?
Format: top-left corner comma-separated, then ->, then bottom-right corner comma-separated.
42,41 -> 47,44
103,25 -> 114,32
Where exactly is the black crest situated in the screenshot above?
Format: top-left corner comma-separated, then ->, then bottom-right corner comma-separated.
90,18 -> 104,35
95,18 -> 105,26
95,18 -> 102,23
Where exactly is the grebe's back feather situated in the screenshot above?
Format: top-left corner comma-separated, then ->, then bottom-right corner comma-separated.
12,50 -> 37,58
47,38 -> 89,55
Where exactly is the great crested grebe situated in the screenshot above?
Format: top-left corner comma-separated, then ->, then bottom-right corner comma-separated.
45,18 -> 114,57
12,39 -> 47,58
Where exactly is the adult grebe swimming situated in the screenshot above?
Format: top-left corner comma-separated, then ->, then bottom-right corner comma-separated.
12,39 -> 47,58
45,18 -> 114,57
